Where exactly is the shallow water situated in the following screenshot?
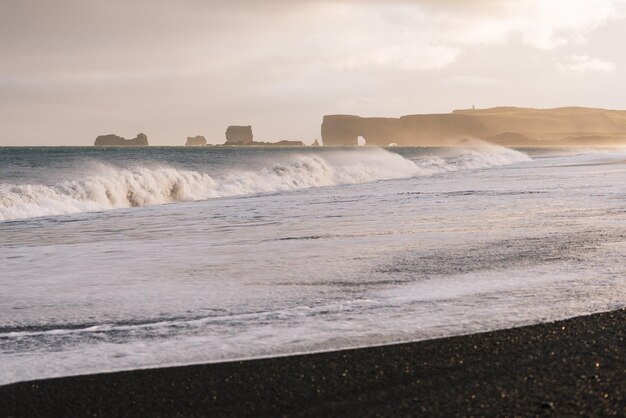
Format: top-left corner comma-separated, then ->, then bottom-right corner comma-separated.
1,143 -> 625,385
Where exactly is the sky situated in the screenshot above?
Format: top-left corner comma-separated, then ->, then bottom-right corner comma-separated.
1,0 -> 626,146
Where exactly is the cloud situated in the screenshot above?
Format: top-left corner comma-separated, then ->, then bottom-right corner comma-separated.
1,0 -> 626,145
557,55 -> 616,74
3,0 -> 623,77
333,44 -> 461,71
441,75 -> 504,88
292,0 -> 626,72
447,0 -> 623,49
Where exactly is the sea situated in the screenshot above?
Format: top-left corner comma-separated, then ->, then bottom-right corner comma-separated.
1,142 -> 625,385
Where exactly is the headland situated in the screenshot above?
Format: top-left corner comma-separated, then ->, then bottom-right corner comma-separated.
321,107 -> 626,147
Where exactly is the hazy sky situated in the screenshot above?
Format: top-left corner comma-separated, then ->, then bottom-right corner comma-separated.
2,0 -> 626,145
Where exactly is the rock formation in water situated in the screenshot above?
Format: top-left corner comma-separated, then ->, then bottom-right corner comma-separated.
263,140 -> 305,146
321,107 -> 626,147
94,133 -> 149,147
225,126 -> 253,145
311,139 -> 321,146
185,136 -> 207,146
223,125 -> 304,146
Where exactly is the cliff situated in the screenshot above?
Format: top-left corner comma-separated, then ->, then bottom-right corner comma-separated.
94,133 -> 149,147
225,126 -> 253,145
321,107 -> 626,147
185,136 -> 207,146
224,125 -> 304,146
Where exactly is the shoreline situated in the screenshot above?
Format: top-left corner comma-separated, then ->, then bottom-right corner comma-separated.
1,309 -> 625,417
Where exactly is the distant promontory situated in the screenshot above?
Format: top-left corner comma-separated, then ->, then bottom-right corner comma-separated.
94,133 -> 149,147
321,107 -> 626,147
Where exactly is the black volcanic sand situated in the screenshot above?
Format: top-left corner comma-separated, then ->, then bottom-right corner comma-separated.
1,310 -> 625,417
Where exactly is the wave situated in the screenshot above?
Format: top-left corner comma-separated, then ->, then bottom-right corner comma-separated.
412,140 -> 531,172
0,145 -> 530,221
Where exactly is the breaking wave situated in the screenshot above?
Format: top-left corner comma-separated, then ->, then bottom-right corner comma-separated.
0,145 -> 530,221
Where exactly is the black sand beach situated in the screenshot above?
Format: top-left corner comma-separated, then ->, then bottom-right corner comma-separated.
1,309 -> 625,417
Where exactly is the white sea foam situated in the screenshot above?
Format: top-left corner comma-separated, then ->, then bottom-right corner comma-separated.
0,145 -> 530,221
3,146 -> 626,386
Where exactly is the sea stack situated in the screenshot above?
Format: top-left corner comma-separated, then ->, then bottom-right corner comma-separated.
225,126 -> 253,145
185,136 -> 207,146
94,133 -> 149,147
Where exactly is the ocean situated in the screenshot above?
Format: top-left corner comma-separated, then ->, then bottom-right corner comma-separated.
1,143 -> 625,385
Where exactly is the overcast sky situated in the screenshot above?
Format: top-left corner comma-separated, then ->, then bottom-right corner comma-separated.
1,0 -> 626,145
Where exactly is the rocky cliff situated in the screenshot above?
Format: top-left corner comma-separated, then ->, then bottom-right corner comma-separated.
321,107 -> 626,147
94,133 -> 149,147
185,136 -> 207,146
225,126 -> 253,145
224,126 -> 304,146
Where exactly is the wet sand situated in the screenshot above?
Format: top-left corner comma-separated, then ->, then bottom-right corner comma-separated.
1,309 -> 625,417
